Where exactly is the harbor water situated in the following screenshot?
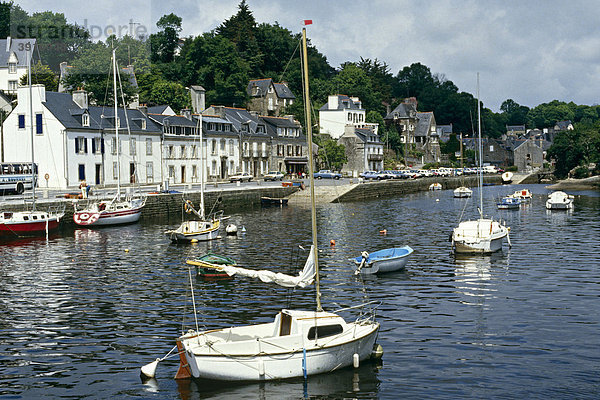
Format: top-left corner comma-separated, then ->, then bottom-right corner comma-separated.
1,184 -> 598,399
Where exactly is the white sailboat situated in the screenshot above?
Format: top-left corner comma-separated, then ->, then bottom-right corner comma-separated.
0,49 -> 64,238
142,24 -> 381,382
454,133 -> 473,198
73,49 -> 145,227
165,114 -> 222,243
452,75 -> 510,254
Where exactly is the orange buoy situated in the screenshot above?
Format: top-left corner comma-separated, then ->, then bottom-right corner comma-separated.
330,239 -> 336,246
379,229 -> 387,235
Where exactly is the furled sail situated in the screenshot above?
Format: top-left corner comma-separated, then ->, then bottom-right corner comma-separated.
206,246 -> 316,288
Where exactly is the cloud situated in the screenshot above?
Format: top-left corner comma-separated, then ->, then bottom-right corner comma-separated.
12,0 -> 600,110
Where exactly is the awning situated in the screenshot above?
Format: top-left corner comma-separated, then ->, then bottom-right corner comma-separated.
285,158 -> 308,164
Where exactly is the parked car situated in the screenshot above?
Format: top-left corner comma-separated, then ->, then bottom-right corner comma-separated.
229,172 -> 253,182
314,170 -> 342,179
360,171 -> 379,180
263,171 -> 285,181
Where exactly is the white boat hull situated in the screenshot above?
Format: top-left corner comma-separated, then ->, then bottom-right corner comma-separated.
178,310 -> 379,381
73,198 -> 145,227
452,219 -> 509,254
546,191 -> 573,210
453,187 -> 473,198
166,219 -> 220,242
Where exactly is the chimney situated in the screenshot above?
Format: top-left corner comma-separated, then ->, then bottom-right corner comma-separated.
72,89 -> 88,109
249,111 -> 259,119
190,85 -> 206,113
137,104 -> 148,116
181,109 -> 192,120
6,36 -> 11,52
328,95 -> 338,110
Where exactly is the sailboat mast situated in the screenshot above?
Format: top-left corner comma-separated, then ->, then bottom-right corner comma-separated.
28,49 -> 36,211
113,49 -> 121,198
199,113 -> 205,219
477,73 -> 483,216
301,26 -> 322,312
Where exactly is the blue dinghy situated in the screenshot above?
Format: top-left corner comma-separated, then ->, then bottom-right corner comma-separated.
353,246 -> 413,275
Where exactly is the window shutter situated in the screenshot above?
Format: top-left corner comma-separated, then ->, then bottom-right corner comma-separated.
101,140 -> 105,154
91,139 -> 96,154
84,138 -> 88,153
75,138 -> 80,153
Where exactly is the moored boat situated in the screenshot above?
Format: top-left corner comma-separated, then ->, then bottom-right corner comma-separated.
429,182 -> 442,190
501,171 -> 513,184
497,196 -> 521,210
545,191 -> 573,210
353,246 -> 413,274
187,253 -> 237,278
509,189 -> 532,202
74,196 -> 145,226
0,209 -> 62,238
261,196 -> 289,206
453,186 -> 473,198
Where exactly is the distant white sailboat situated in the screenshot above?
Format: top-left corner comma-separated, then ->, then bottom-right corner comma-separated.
452,74 -> 510,254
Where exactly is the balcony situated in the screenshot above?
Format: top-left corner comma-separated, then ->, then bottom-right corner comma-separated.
367,154 -> 383,161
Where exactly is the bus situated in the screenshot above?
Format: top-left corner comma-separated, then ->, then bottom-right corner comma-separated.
0,162 -> 37,194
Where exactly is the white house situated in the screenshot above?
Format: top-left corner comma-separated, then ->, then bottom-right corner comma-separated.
318,95 -> 378,139
0,37 -> 37,95
2,85 -> 167,189
338,126 -> 384,176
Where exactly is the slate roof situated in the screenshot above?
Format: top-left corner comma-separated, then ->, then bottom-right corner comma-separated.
148,113 -> 198,128
247,78 -> 295,99
384,102 -> 417,119
555,120 -> 572,131
260,115 -> 304,138
319,95 -> 363,111
415,112 -> 435,137
43,91 -> 161,133
353,128 -> 381,143
0,38 -> 37,67
147,105 -> 170,115
217,107 -> 268,136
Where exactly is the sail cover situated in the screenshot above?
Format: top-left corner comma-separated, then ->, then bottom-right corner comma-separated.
219,246 -> 316,288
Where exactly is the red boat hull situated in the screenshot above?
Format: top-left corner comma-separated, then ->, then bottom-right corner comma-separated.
0,218 -> 61,237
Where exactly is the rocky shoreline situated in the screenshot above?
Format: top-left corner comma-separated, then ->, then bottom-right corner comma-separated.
546,175 -> 600,191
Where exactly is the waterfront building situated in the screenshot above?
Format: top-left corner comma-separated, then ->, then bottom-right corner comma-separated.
2,85 -> 163,189
204,106 -> 270,177
0,37 -> 36,95
385,97 -> 441,165
319,94 -> 378,140
338,125 -> 384,176
260,115 -> 307,176
246,78 -> 295,117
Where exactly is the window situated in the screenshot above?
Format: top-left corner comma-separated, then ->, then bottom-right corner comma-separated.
191,145 -> 197,159
307,324 -> 343,340
113,162 -> 118,179
168,145 -> 174,159
180,145 -> 186,159
257,125 -> 266,133
111,138 -> 121,155
35,113 -> 43,134
18,114 -> 25,129
92,137 -> 103,154
130,138 -> 136,156
220,139 -> 225,153
8,80 -> 17,91
211,140 -> 217,155
141,119 -> 146,130
224,124 -> 231,132
78,164 -> 85,181
168,165 -> 175,178
286,145 -> 292,156
212,160 -> 217,175
82,113 -> 90,127
75,137 -> 87,154
146,138 -> 152,155
146,162 -> 153,182
8,62 -> 16,73
192,165 -> 197,179
296,145 -> 301,156
348,112 -> 352,121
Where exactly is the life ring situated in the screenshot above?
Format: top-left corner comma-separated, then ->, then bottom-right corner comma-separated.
184,200 -> 194,214
44,173 -> 50,180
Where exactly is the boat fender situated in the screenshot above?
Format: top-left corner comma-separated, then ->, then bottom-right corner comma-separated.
330,239 -> 335,246
371,344 -> 384,359
184,200 -> 194,214
379,229 -> 387,235
353,353 -> 360,368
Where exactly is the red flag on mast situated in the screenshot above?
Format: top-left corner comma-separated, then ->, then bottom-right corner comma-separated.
303,20 -> 313,25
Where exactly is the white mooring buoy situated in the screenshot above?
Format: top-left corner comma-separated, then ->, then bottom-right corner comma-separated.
353,353 -> 360,368
141,358 -> 160,379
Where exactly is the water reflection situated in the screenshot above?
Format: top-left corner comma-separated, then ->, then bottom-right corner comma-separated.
173,362 -> 381,400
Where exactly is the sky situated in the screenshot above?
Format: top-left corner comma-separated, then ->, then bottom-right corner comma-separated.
14,0 -> 600,112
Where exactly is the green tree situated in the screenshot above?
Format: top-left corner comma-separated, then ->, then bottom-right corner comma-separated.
150,13 -> 182,63
18,60 -> 58,91
149,80 -> 189,111
316,137 -> 346,170
500,99 -> 529,125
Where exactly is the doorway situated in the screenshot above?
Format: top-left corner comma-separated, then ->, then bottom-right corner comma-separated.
181,165 -> 186,183
95,163 -> 102,185
129,163 -> 136,183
